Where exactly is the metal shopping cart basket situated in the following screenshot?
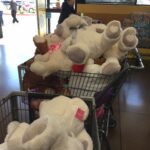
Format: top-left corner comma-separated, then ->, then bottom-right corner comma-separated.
0,91 -> 100,150
17,48 -> 144,149
18,48 -> 144,97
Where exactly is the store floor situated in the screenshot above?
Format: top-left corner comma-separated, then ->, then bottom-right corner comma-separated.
0,14 -> 37,96
0,15 -> 150,150
107,61 -> 150,150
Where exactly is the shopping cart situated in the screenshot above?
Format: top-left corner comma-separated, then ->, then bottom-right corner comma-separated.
17,48 -> 144,149
0,91 -> 100,150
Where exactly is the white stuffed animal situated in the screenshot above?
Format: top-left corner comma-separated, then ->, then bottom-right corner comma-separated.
64,22 -> 138,97
62,21 -> 138,75
82,27 -> 138,75
100,27 -> 138,74
39,95 -> 93,150
39,96 -> 89,135
30,18 -> 138,77
30,20 -> 121,77
30,14 -> 89,78
61,20 -> 122,64
30,47 -> 73,78
0,121 -> 29,150
1,116 -> 85,150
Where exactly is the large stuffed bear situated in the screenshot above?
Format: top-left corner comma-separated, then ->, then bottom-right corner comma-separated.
81,26 -> 138,74
39,95 -> 93,150
33,14 -> 89,55
30,20 -> 119,76
30,14 -> 90,78
30,15 -> 138,77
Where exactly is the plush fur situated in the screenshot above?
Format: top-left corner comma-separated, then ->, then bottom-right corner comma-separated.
39,96 -> 89,135
77,129 -> 93,150
86,23 -> 106,33
30,18 -> 138,77
100,27 -> 138,74
22,116 -> 63,150
3,116 -> 85,150
3,122 -> 29,150
5,121 -> 29,142
30,49 -> 73,78
54,14 -> 88,40
39,96 -> 71,117
62,20 -> 122,64
64,21 -> 138,75
22,116 -> 84,150
4,121 -> 20,142
0,143 -> 7,150
39,96 -> 93,149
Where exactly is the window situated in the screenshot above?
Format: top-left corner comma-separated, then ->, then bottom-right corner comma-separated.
85,0 -> 136,4
136,0 -> 150,5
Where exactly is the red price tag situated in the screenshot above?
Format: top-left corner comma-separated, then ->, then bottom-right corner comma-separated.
75,108 -> 85,121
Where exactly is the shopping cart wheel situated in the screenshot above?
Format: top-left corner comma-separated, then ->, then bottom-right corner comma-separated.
109,118 -> 117,128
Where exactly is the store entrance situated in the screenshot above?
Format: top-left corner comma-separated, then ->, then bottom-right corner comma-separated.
46,0 -> 63,33
0,0 -> 38,58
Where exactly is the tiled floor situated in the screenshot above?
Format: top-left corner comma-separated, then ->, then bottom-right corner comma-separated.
0,14 -> 150,150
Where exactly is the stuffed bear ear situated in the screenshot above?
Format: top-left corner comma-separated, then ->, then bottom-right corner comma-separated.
39,96 -> 71,117
65,14 -> 88,28
54,24 -> 63,36
4,121 -> 20,142
82,16 -> 93,26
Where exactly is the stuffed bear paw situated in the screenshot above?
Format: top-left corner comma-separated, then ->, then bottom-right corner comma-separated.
101,58 -> 121,75
105,20 -> 122,40
119,27 -> 138,51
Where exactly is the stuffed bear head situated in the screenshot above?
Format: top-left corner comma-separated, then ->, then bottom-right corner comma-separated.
54,14 -> 88,40
39,95 -> 89,135
39,95 -> 93,150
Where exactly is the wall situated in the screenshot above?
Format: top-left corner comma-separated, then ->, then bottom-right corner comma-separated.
77,4 -> 150,59
77,4 -> 150,23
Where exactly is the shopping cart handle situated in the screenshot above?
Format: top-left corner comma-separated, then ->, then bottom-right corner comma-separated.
129,48 -> 144,70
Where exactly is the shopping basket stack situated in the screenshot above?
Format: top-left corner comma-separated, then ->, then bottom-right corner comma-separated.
0,48 -> 144,150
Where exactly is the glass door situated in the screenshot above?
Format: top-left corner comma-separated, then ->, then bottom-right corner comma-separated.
46,0 -> 62,33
